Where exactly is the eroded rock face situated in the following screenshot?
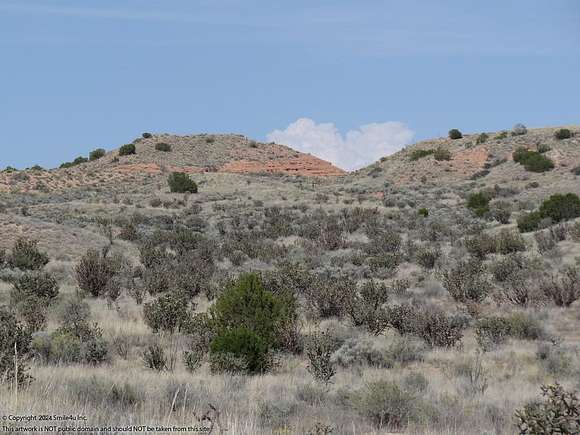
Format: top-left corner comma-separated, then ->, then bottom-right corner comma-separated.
219,155 -> 346,176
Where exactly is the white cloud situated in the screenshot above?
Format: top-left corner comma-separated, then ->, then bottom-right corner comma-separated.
267,118 -> 414,171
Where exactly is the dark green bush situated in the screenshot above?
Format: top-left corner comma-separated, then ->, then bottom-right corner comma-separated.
89,148 -> 106,161
539,193 -> 580,223
409,149 -> 434,161
9,237 -> 49,271
209,273 -> 291,373
517,211 -> 544,233
0,308 -> 32,384
554,128 -> 572,140
155,142 -> 172,152
168,172 -> 198,193
210,327 -> 269,374
118,143 -> 136,156
142,132 -> 152,138
466,191 -> 491,216
448,129 -> 462,139
513,147 -> 554,172
418,207 -> 429,217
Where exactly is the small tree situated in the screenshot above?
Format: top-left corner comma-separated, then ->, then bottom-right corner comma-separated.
448,129 -> 462,139
168,172 -> 198,193
119,143 -> 136,156
89,148 -> 106,161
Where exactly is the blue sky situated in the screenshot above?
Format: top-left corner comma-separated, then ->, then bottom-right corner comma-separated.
1,1 -> 579,170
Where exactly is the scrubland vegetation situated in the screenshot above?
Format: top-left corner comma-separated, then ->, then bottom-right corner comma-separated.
1,126 -> 580,434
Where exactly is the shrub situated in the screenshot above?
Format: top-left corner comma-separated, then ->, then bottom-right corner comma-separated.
441,258 -> 490,304
12,272 -> 59,301
475,317 -> 512,351
118,143 -> 136,156
331,338 -> 390,369
75,249 -> 118,297
143,343 -> 167,371
540,266 -> 580,307
418,207 -> 429,217
512,123 -> 527,135
9,237 -> 49,270
515,384 -> 580,434
409,149 -> 434,161
0,308 -> 32,384
517,211 -> 544,233
415,246 -> 440,269
209,273 -> 292,373
537,144 -> 551,154
490,201 -> 512,224
495,229 -> 526,254
554,128 -> 572,140
522,153 -> 555,172
49,325 -> 108,365
89,148 -> 106,161
143,291 -> 192,333
539,193 -> 580,223
168,172 -> 198,193
513,148 -> 554,172
209,352 -> 249,374
142,132 -> 152,138
345,280 -> 389,333
306,331 -> 336,385
476,133 -> 489,144
448,129 -> 462,140
352,380 -> 417,430
155,142 -> 171,152
466,191 -> 491,216
433,147 -> 451,161
496,131 -> 508,140
210,327 -> 270,374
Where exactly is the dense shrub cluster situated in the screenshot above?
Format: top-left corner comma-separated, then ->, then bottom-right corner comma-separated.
168,172 -> 198,193
513,147 -> 554,172
466,191 -> 491,217
75,249 -> 122,297
475,313 -> 544,351
155,142 -> 172,152
89,148 -> 106,161
554,128 -> 572,140
518,193 -> 580,232
8,237 -> 49,270
118,143 -> 136,156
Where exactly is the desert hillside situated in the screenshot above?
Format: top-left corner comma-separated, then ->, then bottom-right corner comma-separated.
1,124 -> 580,435
0,133 -> 345,193
352,125 -> 580,198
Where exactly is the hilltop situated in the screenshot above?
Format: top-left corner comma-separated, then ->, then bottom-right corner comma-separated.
352,125 -> 580,199
0,133 -> 345,193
